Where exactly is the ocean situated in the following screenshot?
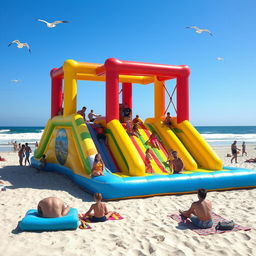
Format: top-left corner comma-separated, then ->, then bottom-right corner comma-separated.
0,126 -> 256,152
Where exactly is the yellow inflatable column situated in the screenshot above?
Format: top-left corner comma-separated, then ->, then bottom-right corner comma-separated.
63,60 -> 78,116
154,77 -> 165,119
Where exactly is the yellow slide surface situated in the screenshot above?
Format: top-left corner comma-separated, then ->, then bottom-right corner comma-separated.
107,119 -> 145,176
172,118 -> 223,170
146,118 -> 198,171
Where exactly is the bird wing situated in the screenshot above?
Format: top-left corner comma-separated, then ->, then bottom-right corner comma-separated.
202,29 -> 213,36
186,26 -> 199,30
23,43 -> 31,52
36,19 -> 49,24
8,40 -> 20,46
52,20 -> 69,25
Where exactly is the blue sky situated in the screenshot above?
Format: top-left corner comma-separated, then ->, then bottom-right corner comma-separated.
0,0 -> 255,126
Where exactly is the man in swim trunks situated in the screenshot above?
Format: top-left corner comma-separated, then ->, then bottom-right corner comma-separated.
24,143 -> 32,166
77,106 -> 87,122
85,193 -> 113,222
167,151 -> 184,174
37,197 -> 70,218
231,140 -> 240,163
88,109 -> 101,122
179,188 -> 213,229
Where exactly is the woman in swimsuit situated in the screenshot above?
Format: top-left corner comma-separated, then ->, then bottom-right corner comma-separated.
91,154 -> 104,177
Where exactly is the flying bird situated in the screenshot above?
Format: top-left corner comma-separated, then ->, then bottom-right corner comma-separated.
8,40 -> 31,53
216,57 -> 224,61
36,19 -> 69,28
11,79 -> 21,83
186,26 -> 213,36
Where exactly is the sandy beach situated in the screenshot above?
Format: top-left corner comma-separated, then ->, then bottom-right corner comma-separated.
0,145 -> 256,256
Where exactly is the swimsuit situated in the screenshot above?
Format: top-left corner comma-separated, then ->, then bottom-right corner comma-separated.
190,216 -> 213,229
91,216 -> 107,222
93,162 -> 103,172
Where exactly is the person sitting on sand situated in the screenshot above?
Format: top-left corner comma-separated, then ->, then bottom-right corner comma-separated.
39,154 -> 47,170
91,154 -> 104,177
77,106 -> 87,122
18,144 -> 25,166
84,193 -> 114,222
242,142 -> 247,156
179,188 -> 213,229
147,132 -> 160,150
231,141 -> 240,164
24,143 -> 32,166
245,158 -> 256,163
132,115 -> 142,125
145,148 -> 154,174
167,151 -> 184,174
37,197 -> 70,218
163,112 -> 172,128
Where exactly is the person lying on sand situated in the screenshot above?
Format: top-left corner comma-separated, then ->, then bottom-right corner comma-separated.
245,158 -> 256,163
179,188 -> 213,229
84,193 -> 114,222
37,197 -> 70,218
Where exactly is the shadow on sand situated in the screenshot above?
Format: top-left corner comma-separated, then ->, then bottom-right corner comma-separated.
0,165 -> 93,203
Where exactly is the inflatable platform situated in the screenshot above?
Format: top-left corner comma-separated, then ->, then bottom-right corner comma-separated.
31,58 -> 256,200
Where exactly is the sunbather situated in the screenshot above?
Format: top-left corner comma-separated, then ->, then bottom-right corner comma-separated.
179,188 -> 213,229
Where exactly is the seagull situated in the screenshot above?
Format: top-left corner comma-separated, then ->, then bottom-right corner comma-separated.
186,26 -> 213,36
11,79 -> 21,83
216,57 -> 224,61
8,40 -> 31,53
36,19 -> 69,28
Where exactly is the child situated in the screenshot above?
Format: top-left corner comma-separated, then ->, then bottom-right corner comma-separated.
91,154 -> 104,177
147,132 -> 160,150
242,142 -> 247,156
167,151 -> 184,174
132,123 -> 141,137
163,112 -> 172,128
126,119 -> 133,136
39,154 -> 47,170
132,115 -> 142,125
145,148 -> 154,174
85,193 -> 114,222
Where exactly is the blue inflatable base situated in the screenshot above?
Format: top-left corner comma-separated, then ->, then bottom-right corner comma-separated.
31,157 -> 256,200
19,208 -> 79,231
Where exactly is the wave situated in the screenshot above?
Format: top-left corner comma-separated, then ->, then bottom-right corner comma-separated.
0,132 -> 43,144
201,133 -> 256,139
0,129 -> 10,133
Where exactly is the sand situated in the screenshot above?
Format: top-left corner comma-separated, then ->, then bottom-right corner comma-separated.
0,145 -> 256,256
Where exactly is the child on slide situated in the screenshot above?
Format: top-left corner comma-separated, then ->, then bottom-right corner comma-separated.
163,112 -> 172,128
84,193 -> 114,222
147,132 -> 160,150
145,148 -> 154,174
91,154 -> 104,177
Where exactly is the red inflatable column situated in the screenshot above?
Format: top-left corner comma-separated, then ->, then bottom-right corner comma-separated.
177,76 -> 189,123
122,83 -> 132,109
106,70 -> 119,123
51,69 -> 63,118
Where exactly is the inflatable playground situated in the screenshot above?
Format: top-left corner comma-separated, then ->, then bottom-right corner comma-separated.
31,58 -> 256,200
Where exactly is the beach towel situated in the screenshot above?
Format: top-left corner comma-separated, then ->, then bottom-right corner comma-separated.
78,212 -> 123,223
168,212 -> 251,235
